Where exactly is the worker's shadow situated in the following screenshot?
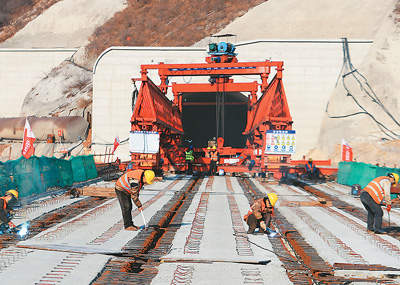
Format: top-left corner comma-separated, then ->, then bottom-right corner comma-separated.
384,226 -> 400,234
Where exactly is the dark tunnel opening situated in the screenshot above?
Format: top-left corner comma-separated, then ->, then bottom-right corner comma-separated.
181,92 -> 248,148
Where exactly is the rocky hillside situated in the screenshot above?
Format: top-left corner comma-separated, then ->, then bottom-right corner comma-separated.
76,0 -> 268,69
0,0 -> 268,121
0,0 -> 61,43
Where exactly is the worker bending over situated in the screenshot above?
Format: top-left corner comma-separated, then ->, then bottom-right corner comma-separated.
305,158 -> 319,180
0,190 -> 19,232
115,169 -> 155,231
244,193 -> 278,234
360,172 -> 398,234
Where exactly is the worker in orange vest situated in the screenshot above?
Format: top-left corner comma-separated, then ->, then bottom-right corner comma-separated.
209,146 -> 218,176
115,169 -> 155,231
360,173 -> 399,234
244,193 -> 278,234
305,158 -> 319,180
0,190 -> 19,232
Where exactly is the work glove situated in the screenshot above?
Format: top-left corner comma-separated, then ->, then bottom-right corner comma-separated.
386,204 -> 392,212
259,221 -> 267,231
8,221 -> 16,229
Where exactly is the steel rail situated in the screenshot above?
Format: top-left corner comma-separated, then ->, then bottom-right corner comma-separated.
93,177 -> 202,285
239,178 -> 395,284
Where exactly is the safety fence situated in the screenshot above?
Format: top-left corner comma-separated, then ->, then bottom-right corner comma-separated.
337,161 -> 400,189
0,155 -> 97,198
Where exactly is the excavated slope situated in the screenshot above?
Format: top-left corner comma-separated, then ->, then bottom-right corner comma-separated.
316,1 -> 400,165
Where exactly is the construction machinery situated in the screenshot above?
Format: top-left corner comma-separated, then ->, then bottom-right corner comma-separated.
129,42 -> 294,177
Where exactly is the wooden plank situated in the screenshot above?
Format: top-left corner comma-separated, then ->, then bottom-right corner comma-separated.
78,186 -> 116,197
17,243 -> 124,255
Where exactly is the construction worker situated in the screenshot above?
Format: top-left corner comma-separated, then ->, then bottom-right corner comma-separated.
360,173 -> 398,234
209,146 -> 218,176
244,193 -> 278,234
0,190 -> 19,232
185,147 -> 194,174
305,158 -> 319,180
115,169 -> 155,231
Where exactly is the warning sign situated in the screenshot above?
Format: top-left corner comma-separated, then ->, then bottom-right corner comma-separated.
265,130 -> 296,155
129,131 -> 160,154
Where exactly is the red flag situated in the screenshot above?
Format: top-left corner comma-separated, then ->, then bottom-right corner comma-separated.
112,136 -> 120,154
22,118 -> 36,159
341,139 -> 353,162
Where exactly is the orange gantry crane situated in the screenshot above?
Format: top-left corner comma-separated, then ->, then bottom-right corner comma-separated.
129,42 -> 294,177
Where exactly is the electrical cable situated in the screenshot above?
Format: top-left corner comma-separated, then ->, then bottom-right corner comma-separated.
232,232 -> 329,284
341,76 -> 399,139
325,38 -> 400,140
216,76 -> 220,139
222,76 -> 225,139
232,232 -> 297,263
132,81 -> 138,112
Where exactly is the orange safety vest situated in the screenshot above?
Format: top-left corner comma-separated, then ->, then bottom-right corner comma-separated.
210,151 -> 218,161
363,176 -> 389,204
243,198 -> 267,221
116,169 -> 144,194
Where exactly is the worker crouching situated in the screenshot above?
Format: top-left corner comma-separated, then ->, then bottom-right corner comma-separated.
360,172 -> 398,234
244,193 -> 278,234
0,190 -> 19,233
305,158 -> 320,180
115,169 -> 155,231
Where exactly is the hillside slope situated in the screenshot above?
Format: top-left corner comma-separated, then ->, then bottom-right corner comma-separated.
0,0 -> 61,43
196,0 -> 395,43
0,0 -> 126,48
317,1 -> 400,165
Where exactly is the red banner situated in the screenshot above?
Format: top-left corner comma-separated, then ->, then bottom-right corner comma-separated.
341,139 -> 353,162
22,118 -> 36,159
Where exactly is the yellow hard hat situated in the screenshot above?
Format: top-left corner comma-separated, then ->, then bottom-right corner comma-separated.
212,146 -> 216,150
267,193 -> 278,207
389,173 -> 399,185
5,190 -> 18,199
308,158 -> 313,162
144,170 -> 155,184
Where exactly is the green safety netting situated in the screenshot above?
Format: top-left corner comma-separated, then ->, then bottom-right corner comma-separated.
338,161 -> 400,189
0,155 -> 97,198
70,155 -> 98,183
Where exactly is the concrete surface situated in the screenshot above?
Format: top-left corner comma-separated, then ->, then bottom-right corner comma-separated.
2,176 -> 399,284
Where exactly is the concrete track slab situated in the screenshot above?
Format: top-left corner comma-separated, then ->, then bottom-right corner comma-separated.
2,176 -> 400,284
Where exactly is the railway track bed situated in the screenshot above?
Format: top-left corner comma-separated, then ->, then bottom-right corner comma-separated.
1,175 -> 399,284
